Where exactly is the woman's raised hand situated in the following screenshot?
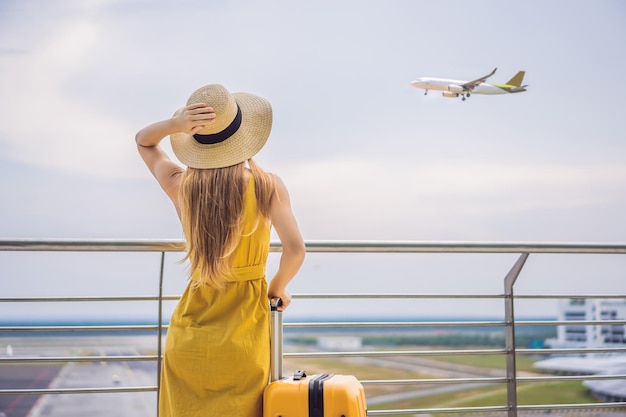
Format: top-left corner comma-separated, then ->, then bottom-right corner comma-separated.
174,103 -> 216,135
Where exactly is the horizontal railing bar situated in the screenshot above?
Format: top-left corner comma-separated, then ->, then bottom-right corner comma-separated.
4,294 -> 623,303
178,293 -> 625,301
292,293 -> 504,299
0,296 -> 159,302
0,386 -> 157,396
293,293 -> 626,299
285,348 -> 507,358
301,241 -> 626,254
368,402 -> 626,416
0,355 -> 159,364
362,374 -> 626,385
516,319 -> 626,326
4,348 -> 624,364
285,347 -> 626,359
3,348 -> 624,363
518,347 -> 626,354
367,405 -> 510,415
0,239 -> 185,252
284,320 -> 506,328
1,239 -> 625,253
518,402 -> 626,411
518,374 -> 626,382
0,325 -> 159,332
515,294 -> 626,299
3,351 -> 626,365
283,319 -> 626,329
362,377 -> 508,385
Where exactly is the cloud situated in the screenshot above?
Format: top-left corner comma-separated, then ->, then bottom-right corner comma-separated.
286,156 -> 626,208
278,156 -> 626,240
0,0 -> 145,179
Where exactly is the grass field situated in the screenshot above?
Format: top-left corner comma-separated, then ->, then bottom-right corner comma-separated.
419,351 -> 538,372
372,380 -> 597,409
282,347 -> 610,414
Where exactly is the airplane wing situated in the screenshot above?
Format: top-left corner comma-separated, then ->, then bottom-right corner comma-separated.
460,67 -> 497,91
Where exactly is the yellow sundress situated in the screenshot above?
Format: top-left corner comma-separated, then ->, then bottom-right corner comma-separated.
160,175 -> 271,417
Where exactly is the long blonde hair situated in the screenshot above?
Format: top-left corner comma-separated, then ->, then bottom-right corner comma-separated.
179,158 -> 275,289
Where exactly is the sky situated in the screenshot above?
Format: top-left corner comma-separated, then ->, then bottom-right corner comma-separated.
0,0 -> 625,321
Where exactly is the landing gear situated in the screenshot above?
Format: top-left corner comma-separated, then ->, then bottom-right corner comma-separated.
424,90 -> 428,96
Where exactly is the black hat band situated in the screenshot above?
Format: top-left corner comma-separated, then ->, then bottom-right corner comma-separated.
193,105 -> 242,145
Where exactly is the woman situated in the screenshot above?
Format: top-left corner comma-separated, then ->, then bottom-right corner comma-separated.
135,84 -> 305,417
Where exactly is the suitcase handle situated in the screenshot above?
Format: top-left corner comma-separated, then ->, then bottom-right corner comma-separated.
269,298 -> 283,382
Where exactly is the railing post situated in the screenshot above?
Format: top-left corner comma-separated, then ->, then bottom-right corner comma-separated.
504,253 -> 528,417
156,251 -> 166,417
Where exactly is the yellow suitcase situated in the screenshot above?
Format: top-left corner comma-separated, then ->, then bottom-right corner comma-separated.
263,299 -> 367,417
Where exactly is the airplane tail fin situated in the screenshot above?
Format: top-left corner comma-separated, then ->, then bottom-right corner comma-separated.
506,71 -> 525,87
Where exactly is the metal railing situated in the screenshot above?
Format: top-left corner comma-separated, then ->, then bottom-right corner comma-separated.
1,239 -> 625,417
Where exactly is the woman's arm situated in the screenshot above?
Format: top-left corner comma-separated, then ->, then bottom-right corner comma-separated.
135,103 -> 215,209
267,174 -> 306,311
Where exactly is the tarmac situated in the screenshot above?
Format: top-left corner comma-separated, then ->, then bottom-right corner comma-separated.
27,360 -> 157,417
0,335 -> 158,417
0,364 -> 63,417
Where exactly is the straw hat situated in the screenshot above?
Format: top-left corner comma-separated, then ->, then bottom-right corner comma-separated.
170,84 -> 272,169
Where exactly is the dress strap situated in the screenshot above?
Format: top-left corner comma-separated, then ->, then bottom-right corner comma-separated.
246,172 -> 254,193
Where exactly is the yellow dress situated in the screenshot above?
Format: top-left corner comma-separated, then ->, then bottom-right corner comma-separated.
160,175 -> 271,417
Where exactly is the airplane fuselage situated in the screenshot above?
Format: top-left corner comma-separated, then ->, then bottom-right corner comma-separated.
411,68 -> 527,100
411,78 -> 516,95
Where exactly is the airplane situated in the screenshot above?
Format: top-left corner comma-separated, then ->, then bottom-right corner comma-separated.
410,68 -> 527,101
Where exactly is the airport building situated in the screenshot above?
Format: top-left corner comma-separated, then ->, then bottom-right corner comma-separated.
534,298 -> 626,402
544,298 -> 626,349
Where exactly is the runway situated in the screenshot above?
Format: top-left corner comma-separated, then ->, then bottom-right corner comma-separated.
0,364 -> 63,417
0,335 -> 159,417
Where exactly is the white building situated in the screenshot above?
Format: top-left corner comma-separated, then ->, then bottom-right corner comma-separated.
317,336 -> 362,351
536,298 -> 626,403
544,298 -> 626,349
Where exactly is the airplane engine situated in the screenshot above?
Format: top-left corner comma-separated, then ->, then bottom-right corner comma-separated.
447,84 -> 465,93
442,91 -> 458,98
